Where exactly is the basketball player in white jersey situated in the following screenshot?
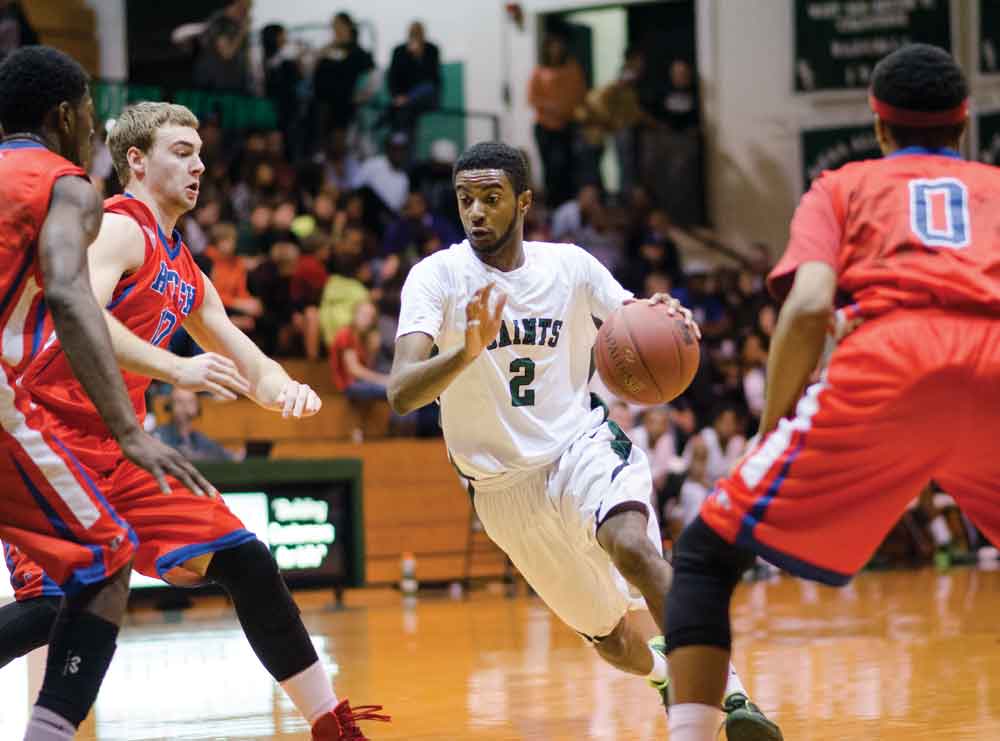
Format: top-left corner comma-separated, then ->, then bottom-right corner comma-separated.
389,142 -> 781,739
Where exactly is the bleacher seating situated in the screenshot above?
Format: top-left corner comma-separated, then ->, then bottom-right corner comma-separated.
152,360 -> 507,584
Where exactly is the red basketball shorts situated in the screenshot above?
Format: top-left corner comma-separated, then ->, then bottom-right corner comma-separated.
4,416 -> 253,601
0,386 -> 137,597
701,309 -> 1000,586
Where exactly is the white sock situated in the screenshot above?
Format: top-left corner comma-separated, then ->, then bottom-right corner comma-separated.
668,703 -> 723,741
280,660 -> 338,724
647,645 -> 668,684
24,706 -> 75,741
724,662 -> 747,700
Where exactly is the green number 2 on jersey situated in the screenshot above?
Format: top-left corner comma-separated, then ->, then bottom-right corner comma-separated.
509,357 -> 536,407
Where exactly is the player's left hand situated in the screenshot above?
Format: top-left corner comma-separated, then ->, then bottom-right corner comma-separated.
276,380 -> 322,418
627,293 -> 702,340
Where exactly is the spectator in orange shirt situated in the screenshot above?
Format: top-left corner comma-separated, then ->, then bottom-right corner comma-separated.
205,222 -> 263,334
527,30 -> 587,207
329,301 -> 388,400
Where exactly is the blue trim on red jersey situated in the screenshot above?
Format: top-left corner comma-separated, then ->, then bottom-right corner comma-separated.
106,283 -> 135,310
734,527 -> 852,586
40,572 -> 65,598
0,139 -> 46,150
123,191 -> 183,260
889,146 -> 962,159
12,456 -> 74,541
30,299 -> 46,359
10,456 -> 111,597
154,529 -> 257,580
0,246 -> 35,321
49,435 -> 139,549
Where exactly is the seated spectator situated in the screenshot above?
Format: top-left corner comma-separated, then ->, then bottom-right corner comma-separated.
319,226 -> 372,346
205,222 -> 263,334
291,234 -> 328,360
329,301 -> 389,400
316,129 -> 361,192
686,262 -> 731,339
617,209 -> 682,294
237,203 -> 274,262
154,388 -> 235,461
382,191 -> 461,257
631,405 -> 682,488
354,132 -> 411,213
551,184 -> 601,241
566,202 -> 622,273
248,234 -> 312,356
682,403 -> 747,490
671,436 -> 710,536
741,333 -> 768,431
607,399 -> 634,431
183,195 -> 223,258
409,139 -> 462,230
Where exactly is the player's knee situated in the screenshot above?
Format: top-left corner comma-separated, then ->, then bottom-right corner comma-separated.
665,518 -> 753,655
70,558 -> 133,625
594,622 -> 629,663
207,538 -> 276,587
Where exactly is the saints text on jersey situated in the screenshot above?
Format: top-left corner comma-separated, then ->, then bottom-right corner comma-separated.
486,317 -> 564,350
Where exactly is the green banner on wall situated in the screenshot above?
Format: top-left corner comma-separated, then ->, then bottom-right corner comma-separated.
92,80 -> 277,131
794,0 -> 952,92
801,123 -> 881,188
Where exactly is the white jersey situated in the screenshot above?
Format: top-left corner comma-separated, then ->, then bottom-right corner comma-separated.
397,240 -> 631,480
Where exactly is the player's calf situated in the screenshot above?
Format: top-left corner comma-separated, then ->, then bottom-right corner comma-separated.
597,508 -> 672,633
29,562 -> 133,739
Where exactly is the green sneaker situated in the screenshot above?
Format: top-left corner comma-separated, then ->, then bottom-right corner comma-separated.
647,636 -> 669,710
723,692 -> 783,741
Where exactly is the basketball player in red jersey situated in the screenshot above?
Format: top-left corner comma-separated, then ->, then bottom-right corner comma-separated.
0,101 -> 388,740
0,47 -> 213,741
663,44 -> 1000,740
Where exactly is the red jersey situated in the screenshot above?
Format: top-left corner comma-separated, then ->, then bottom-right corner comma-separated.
769,147 -> 1000,317
22,194 -> 206,432
0,140 -> 86,379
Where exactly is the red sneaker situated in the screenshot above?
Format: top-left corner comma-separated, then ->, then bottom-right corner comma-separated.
311,699 -> 390,740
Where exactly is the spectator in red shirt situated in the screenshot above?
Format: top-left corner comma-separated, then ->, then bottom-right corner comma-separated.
329,301 -> 388,400
205,222 -> 263,334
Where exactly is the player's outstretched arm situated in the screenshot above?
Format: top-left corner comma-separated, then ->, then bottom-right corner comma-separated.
183,276 -> 321,418
40,176 -> 213,496
758,261 -> 836,436
85,212 -> 250,399
388,283 -> 507,415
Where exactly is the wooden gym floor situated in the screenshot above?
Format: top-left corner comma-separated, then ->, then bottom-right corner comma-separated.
2,566 -> 1000,740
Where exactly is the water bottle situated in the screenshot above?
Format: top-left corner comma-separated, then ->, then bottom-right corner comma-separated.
400,552 -> 418,596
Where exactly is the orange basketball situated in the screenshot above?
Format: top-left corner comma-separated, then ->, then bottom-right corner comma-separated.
595,301 -> 700,405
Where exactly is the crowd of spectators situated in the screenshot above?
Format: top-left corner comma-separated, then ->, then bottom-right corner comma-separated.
93,6 -> 993,569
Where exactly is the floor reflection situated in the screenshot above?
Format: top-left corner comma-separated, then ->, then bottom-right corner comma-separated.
1,568 -> 999,739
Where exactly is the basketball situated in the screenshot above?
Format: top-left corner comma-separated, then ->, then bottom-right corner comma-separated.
595,301 -> 700,405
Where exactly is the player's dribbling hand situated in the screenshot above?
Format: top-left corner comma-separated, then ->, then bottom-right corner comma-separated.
175,353 -> 251,401
276,380 -> 323,418
463,282 -> 508,363
628,293 -> 702,340
118,428 -> 217,497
